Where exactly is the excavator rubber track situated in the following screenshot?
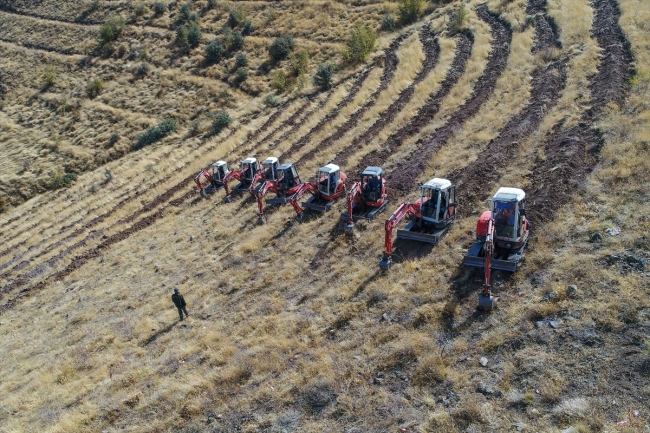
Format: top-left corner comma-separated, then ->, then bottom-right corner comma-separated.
396,222 -> 447,244
340,200 -> 389,222
463,240 -> 526,272
302,196 -> 335,213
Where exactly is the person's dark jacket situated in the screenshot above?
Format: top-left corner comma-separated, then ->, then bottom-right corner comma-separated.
171,293 -> 186,308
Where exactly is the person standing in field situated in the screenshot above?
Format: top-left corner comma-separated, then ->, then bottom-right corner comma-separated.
171,288 -> 189,321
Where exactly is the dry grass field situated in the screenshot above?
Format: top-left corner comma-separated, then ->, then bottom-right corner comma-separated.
0,0 -> 649,431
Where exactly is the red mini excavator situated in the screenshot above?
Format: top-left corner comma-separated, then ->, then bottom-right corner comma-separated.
341,166 -> 389,235
194,157 -> 263,201
255,163 -> 347,223
463,187 -> 529,310
247,157 -> 281,197
379,178 -> 456,270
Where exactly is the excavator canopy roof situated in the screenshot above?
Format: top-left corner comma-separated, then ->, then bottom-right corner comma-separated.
493,187 -> 525,202
362,166 -> 382,177
263,157 -> 279,165
423,178 -> 452,190
278,163 -> 294,170
211,161 -> 227,168
242,157 -> 257,164
319,164 -> 340,174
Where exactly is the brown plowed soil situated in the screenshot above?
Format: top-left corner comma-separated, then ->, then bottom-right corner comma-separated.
294,33 -> 409,166
387,6 -> 513,196
527,0 -> 562,53
526,0 -> 634,224
448,0 -> 566,217
351,30 -> 473,177
334,26 -> 440,169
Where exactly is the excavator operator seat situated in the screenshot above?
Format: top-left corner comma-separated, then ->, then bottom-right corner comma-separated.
241,157 -> 258,181
262,157 -> 280,181
211,161 -> 228,182
420,178 -> 452,223
361,166 -> 383,203
278,163 -> 299,191
317,164 -> 340,195
491,187 -> 525,241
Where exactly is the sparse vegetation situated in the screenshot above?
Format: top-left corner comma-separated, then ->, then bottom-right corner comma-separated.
134,3 -> 148,17
242,20 -> 254,36
270,70 -> 288,92
381,13 -> 395,31
398,0 -> 425,24
234,67 -> 248,83
235,53 -> 248,68
134,118 -> 179,149
41,67 -> 56,89
99,16 -> 125,45
264,93 -> 279,106
85,78 -> 105,98
48,172 -> 77,190
268,35 -> 294,61
314,63 -> 334,89
210,110 -> 231,134
290,48 -> 309,76
204,41 -> 224,63
450,5 -> 468,33
344,24 -> 376,64
228,6 -> 247,27
153,2 -> 167,16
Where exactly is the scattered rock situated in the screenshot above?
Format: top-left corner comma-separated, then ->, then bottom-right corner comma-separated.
512,422 -> 526,431
535,320 -> 546,329
543,291 -> 558,302
567,284 -> 578,298
476,382 -> 499,397
561,427 -> 578,433
479,357 -> 488,367
605,226 -> 621,236
589,232 -> 602,243
549,320 -> 561,329
189,236 -> 194,241
380,313 -> 390,322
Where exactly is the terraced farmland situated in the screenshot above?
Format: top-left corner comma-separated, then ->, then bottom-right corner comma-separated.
1,0 -> 649,431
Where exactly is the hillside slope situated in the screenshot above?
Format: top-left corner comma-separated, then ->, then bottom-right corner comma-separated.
1,0 -> 649,432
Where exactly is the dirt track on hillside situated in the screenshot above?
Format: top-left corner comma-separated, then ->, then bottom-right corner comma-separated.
334,25 -> 441,169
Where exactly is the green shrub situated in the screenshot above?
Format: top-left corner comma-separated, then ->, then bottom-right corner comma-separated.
187,23 -> 202,47
450,5 -> 468,33
41,67 -> 56,89
242,20 -> 253,35
210,110 -> 231,135
234,67 -> 248,83
134,118 -> 178,149
270,70 -> 287,92
235,53 -> 248,67
48,172 -> 78,190
398,0 -> 424,24
153,2 -> 167,15
85,78 -> 105,98
207,0 -> 217,9
205,41 -> 224,63
135,62 -> 150,76
314,63 -> 334,90
230,31 -> 244,51
268,35 -> 294,61
290,48 -> 309,76
344,24 -> 376,64
134,2 -> 148,17
178,3 -> 193,22
176,25 -> 189,48
228,6 -> 246,27
264,94 -> 279,107
381,13 -> 395,30
99,16 -> 125,45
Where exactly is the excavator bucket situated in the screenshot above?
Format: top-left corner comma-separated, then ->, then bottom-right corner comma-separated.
478,293 -> 496,310
378,254 -> 391,270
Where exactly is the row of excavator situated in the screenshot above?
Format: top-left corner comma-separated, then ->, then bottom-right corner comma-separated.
194,157 -> 530,310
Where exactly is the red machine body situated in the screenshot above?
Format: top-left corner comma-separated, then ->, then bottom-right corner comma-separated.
342,166 -> 388,234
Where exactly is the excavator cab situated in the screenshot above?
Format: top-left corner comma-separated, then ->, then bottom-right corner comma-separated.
418,178 -> 455,227
491,187 -> 527,247
210,161 -> 228,183
277,163 -> 300,191
317,164 -> 341,197
262,157 -> 280,181
241,157 -> 259,182
361,167 -> 384,203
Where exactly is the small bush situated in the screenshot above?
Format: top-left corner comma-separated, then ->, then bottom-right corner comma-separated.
264,94 -> 279,107
290,48 -> 309,76
85,78 -> 105,99
178,3 -> 193,23
134,118 -> 179,149
207,0 -> 217,9
41,68 -> 56,89
230,31 -> 244,51
268,35 -> 294,61
234,67 -> 248,83
235,53 -> 248,67
153,2 -> 167,15
134,62 -> 150,76
398,0 -> 424,24
228,6 -> 246,27
270,70 -> 287,92
242,20 -> 253,36
176,25 -> 189,48
189,120 -> 201,136
381,13 -> 395,30
108,133 -> 119,146
134,2 -> 148,17
344,24 -> 376,64
412,356 -> 448,385
210,110 -> 231,135
205,41 -> 224,63
99,16 -> 125,45
187,23 -> 202,47
314,63 -> 334,90
450,5 -> 468,33
48,172 -> 78,190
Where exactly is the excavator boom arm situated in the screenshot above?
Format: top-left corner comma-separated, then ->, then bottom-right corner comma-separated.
384,202 -> 416,259
346,182 -> 362,225
289,182 -> 316,217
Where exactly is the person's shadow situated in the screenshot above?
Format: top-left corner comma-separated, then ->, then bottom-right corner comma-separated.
142,321 -> 178,346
